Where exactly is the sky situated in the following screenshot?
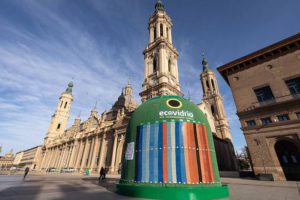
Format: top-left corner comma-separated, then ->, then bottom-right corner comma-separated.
0,0 -> 300,155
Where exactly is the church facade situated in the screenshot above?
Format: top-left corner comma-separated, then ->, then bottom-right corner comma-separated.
39,1 -> 237,174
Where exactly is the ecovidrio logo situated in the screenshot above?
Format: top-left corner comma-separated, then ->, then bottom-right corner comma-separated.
159,99 -> 194,119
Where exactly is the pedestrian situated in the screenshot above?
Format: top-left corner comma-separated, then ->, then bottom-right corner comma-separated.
98,167 -> 105,182
23,167 -> 30,180
103,168 -> 108,179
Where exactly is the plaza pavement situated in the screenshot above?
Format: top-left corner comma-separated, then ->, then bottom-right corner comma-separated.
0,174 -> 299,200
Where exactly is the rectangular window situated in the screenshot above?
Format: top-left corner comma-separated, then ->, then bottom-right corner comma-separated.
277,114 -> 290,121
296,112 -> 300,119
261,117 -> 272,125
285,77 -> 300,95
254,86 -> 274,102
246,120 -> 256,127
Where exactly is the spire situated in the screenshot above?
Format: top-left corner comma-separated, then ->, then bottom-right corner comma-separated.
127,78 -> 131,86
65,81 -> 73,94
76,111 -> 81,119
202,53 -> 211,73
155,0 -> 165,11
93,101 -> 98,111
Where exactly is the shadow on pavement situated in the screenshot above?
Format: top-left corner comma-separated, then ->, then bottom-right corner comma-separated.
82,177 -> 118,193
0,184 -> 42,200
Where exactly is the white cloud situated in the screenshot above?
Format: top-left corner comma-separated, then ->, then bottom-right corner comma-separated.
0,0 -> 144,154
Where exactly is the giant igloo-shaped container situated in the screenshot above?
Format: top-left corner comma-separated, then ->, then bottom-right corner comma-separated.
117,96 -> 229,200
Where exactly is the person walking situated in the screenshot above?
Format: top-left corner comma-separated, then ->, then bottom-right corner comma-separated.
23,167 -> 30,180
98,167 -> 105,182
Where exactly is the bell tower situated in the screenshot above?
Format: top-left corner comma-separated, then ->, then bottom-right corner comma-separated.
200,56 -> 232,140
44,82 -> 74,145
139,0 -> 183,102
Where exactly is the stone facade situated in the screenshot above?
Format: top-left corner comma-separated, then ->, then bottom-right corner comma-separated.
218,33 -> 300,180
0,150 -> 14,169
13,151 -> 24,166
139,2 -> 183,102
40,83 -> 137,174
18,146 -> 42,170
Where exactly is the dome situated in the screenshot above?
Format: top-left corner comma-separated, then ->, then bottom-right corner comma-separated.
65,81 -> 73,94
155,0 -> 165,11
117,95 -> 229,200
68,81 -> 74,88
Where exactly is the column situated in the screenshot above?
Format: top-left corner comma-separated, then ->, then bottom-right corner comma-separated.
80,139 -> 91,170
68,141 -> 78,167
87,137 -> 95,168
110,133 -> 118,173
159,47 -> 163,73
98,134 -> 108,171
60,145 -> 68,168
156,23 -> 160,40
174,59 -> 179,82
75,140 -> 84,170
48,148 -> 55,168
90,135 -> 100,172
168,26 -> 172,44
64,146 -> 71,168
149,26 -> 154,43
52,148 -> 57,168
54,147 -> 61,168
57,146 -> 65,169
43,149 -> 51,170
115,135 -> 125,174
46,149 -> 55,168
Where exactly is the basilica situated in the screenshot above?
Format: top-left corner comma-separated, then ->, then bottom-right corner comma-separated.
39,0 -> 237,175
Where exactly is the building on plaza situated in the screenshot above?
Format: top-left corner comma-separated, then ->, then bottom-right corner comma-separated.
218,33 -> 300,180
13,151 -> 24,166
0,150 -> 14,169
39,0 -> 237,175
18,146 -> 43,170
40,83 -> 137,174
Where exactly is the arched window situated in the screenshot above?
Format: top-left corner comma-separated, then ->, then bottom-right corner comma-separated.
211,105 -> 215,115
153,56 -> 158,72
154,27 -> 157,40
57,123 -> 61,130
206,80 -> 210,89
168,59 -> 171,72
64,102 -> 68,109
60,101 -> 63,108
160,24 -> 163,37
211,79 -> 215,90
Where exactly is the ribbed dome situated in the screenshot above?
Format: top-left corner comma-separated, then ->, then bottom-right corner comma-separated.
65,81 -> 73,94
130,95 -> 206,125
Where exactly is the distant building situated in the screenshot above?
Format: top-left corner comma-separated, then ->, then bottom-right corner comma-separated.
218,33 -> 300,181
40,82 -> 137,174
13,151 -> 24,166
0,150 -> 14,169
19,146 -> 43,170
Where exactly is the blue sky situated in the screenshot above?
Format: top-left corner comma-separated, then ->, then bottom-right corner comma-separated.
0,0 -> 299,155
